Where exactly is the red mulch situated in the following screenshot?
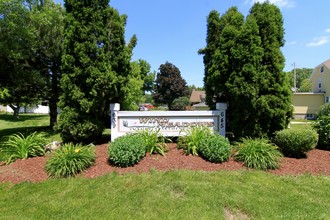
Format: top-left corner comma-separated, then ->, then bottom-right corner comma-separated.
1,143 -> 330,184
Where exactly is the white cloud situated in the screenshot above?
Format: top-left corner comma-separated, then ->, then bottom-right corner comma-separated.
288,41 -> 297,45
248,0 -> 296,8
325,29 -> 330,33
306,36 -> 329,47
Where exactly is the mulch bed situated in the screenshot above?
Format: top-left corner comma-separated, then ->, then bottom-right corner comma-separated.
1,143 -> 330,184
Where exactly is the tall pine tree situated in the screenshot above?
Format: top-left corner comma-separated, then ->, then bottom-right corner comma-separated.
200,4 -> 292,139
58,0 -> 132,143
250,2 -> 292,137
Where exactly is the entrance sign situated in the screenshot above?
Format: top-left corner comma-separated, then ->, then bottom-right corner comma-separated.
110,103 -> 227,142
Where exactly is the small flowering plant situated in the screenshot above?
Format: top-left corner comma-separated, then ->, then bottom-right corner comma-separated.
46,143 -> 96,178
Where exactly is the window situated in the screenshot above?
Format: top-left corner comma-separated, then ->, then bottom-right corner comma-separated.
306,114 -> 314,119
318,78 -> 322,92
326,97 -> 329,103
321,66 -> 324,73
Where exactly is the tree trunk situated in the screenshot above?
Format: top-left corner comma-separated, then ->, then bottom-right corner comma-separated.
9,103 -> 20,119
49,64 -> 60,129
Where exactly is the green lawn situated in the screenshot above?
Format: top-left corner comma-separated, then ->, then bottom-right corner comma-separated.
1,113 -> 330,219
1,171 -> 330,219
0,113 -> 111,143
0,113 -> 61,142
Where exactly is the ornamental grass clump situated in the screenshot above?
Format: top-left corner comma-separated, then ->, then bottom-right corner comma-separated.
274,128 -> 318,158
108,134 -> 146,167
198,134 -> 231,163
46,143 -> 96,178
234,138 -> 282,170
1,132 -> 47,164
135,129 -> 170,156
178,125 -> 214,156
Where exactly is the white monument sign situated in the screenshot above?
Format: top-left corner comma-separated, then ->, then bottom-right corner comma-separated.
110,103 -> 227,142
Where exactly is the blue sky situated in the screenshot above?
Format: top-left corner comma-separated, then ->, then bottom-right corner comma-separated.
56,0 -> 330,87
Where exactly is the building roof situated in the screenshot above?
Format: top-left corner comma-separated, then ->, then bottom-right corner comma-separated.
317,59 -> 330,68
190,90 -> 206,103
310,59 -> 330,80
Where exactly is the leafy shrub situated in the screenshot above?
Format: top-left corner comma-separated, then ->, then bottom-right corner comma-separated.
312,116 -> 330,150
46,143 -> 96,178
316,103 -> 330,118
198,134 -> 231,163
170,97 -> 191,110
274,128 -> 318,157
1,132 -> 47,164
234,138 -> 282,170
178,126 -> 214,156
108,134 -> 146,167
136,129 -> 170,156
56,109 -> 104,144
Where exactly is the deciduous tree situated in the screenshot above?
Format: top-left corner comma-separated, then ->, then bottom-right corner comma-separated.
153,62 -> 189,109
0,0 -> 44,118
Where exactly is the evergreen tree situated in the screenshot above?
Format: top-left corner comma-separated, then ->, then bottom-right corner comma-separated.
198,10 -> 222,109
58,0 -> 132,144
153,62 -> 189,109
200,4 -> 292,139
250,2 -> 292,137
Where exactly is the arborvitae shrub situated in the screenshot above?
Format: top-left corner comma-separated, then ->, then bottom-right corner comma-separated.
274,128 -> 318,157
198,134 -> 231,163
108,134 -> 146,167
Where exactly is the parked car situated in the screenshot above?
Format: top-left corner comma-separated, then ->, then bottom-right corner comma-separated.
139,105 -> 149,111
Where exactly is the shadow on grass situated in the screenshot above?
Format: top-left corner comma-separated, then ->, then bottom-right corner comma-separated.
0,113 -> 47,122
0,126 -> 56,140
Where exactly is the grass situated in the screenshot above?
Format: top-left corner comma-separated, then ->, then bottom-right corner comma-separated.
0,171 -> 329,219
0,113 -> 60,142
1,113 -> 330,219
289,123 -> 313,130
0,113 -> 111,143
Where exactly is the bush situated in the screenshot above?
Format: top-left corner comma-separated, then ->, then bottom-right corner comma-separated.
46,143 -> 96,178
234,138 -> 282,170
178,126 -> 214,156
316,103 -> 330,118
198,134 -> 231,163
108,134 -> 146,167
1,132 -> 47,164
312,116 -> 330,150
274,128 -> 318,157
170,97 -> 191,110
135,129 -> 169,156
56,109 -> 104,144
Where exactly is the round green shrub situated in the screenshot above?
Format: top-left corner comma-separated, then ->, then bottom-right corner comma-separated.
56,109 -> 104,144
234,138 -> 282,170
198,134 -> 231,163
46,143 -> 96,178
170,96 -> 191,110
312,116 -> 330,150
274,128 -> 318,157
108,134 -> 146,167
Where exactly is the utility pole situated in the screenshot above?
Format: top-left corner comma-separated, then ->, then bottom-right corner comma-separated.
293,62 -> 297,93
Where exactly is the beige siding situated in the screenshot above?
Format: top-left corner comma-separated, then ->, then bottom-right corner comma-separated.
310,60 -> 330,97
292,93 -> 324,118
